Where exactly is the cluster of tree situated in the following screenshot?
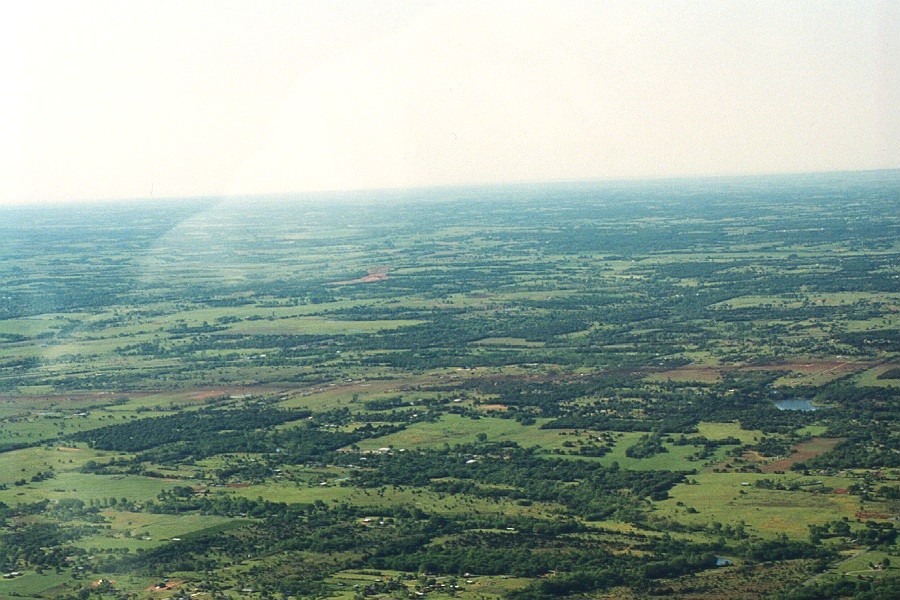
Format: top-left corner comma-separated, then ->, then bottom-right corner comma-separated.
540,373 -> 820,436
0,522 -> 94,571
780,576 -> 900,600
625,433 -> 668,458
70,404 -> 308,452
346,443 -> 686,519
94,493 -> 739,599
797,429 -> 900,471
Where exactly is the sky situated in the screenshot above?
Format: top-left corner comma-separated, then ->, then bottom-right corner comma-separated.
2,0 -> 898,205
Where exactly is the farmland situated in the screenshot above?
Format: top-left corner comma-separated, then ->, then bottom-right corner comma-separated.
0,172 -> 898,599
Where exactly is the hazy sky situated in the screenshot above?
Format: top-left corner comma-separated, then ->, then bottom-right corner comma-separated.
2,0 -> 898,204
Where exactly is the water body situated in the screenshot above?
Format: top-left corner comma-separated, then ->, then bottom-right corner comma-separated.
774,399 -> 819,411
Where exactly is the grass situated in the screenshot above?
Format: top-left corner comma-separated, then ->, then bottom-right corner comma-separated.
0,571 -> 77,599
0,470 -> 176,506
221,317 -> 423,336
470,337 -> 546,347
0,446 -> 103,482
695,421 -> 762,444
855,363 -> 900,388
712,292 -> 900,310
223,482 -> 562,518
587,432 -> 720,471
657,471 -> 865,538
353,414 -> 567,451
73,511 -> 234,552
834,549 -> 900,577
795,424 -> 829,437
326,570 -> 534,600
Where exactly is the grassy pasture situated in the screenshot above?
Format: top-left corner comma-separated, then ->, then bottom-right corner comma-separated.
352,414 -> 566,451
0,316 -> 70,338
470,337 -> 546,347
72,511 -> 234,552
0,470 -> 174,506
855,363 -> 900,388
223,481 -> 562,518
0,446 -> 102,482
0,571 -> 78,599
712,292 -> 900,310
834,549 -> 900,577
695,421 -> 762,444
589,431 -> 722,471
326,571 -> 533,600
658,471 -> 865,538
220,317 -> 423,336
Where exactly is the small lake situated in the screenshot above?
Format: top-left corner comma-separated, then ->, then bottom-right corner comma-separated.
774,399 -> 818,411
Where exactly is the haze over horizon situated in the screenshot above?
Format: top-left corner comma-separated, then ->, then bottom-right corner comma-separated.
3,0 -> 898,206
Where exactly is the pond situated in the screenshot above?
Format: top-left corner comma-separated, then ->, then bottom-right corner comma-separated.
773,399 -> 819,411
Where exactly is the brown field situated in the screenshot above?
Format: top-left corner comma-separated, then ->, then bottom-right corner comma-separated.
760,437 -> 843,473
332,266 -> 390,285
187,386 -> 279,400
649,366 -> 722,383
146,579 -> 184,592
855,511 -> 892,519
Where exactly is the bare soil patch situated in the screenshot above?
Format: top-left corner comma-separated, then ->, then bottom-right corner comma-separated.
146,579 -> 183,592
760,437 -> 843,473
332,266 -> 390,285
856,511 -> 892,520
651,366 -> 722,383
186,385 -> 274,401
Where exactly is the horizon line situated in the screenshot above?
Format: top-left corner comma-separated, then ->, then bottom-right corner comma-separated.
3,167 -> 898,209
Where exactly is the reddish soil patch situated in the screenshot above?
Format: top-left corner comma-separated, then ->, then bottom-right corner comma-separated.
856,512 -> 892,520
652,366 -> 722,383
146,579 -> 183,592
186,386 -> 273,401
745,360 -> 871,379
332,266 -> 390,285
760,437 -> 843,473
833,488 -> 848,494
741,451 -> 765,463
